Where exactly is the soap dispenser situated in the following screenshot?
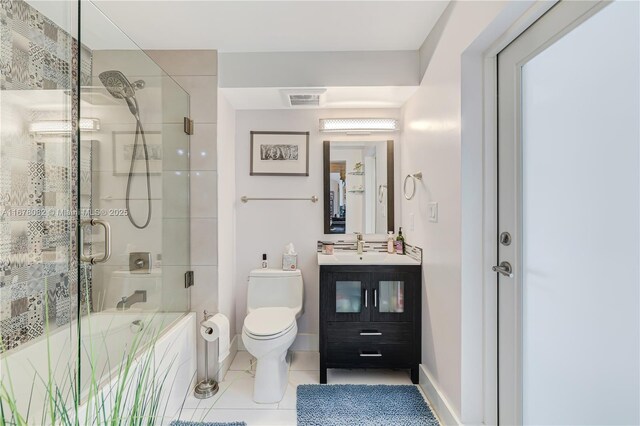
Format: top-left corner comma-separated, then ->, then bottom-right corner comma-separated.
387,231 -> 395,254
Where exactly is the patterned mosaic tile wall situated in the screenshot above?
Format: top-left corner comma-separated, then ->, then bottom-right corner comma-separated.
0,0 -> 92,353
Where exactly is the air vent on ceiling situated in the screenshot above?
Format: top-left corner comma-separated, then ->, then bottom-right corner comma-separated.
281,89 -> 327,108
289,94 -> 320,106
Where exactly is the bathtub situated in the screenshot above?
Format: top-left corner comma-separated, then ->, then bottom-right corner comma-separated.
0,311 -> 196,424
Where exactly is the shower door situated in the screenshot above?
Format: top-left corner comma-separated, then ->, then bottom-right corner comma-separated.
76,0 -> 192,417
1,0 -> 191,422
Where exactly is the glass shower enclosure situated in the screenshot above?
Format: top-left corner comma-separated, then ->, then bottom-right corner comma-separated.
1,0 -> 191,422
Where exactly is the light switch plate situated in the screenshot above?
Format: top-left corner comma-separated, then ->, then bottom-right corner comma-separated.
428,202 -> 438,223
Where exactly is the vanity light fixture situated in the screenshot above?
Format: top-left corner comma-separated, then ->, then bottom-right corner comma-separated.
29,118 -> 100,135
319,118 -> 399,133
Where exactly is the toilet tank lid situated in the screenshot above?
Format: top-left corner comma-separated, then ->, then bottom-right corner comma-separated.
249,269 -> 301,278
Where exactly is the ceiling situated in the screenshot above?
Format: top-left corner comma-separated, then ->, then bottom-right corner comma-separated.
27,1 -> 447,109
91,1 -> 449,52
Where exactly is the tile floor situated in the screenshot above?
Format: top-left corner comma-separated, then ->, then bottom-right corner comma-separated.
171,351 -> 427,425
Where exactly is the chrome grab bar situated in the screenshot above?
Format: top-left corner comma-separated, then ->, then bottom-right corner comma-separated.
80,219 -> 111,264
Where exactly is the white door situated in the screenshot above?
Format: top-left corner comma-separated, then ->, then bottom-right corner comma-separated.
497,1 -> 639,424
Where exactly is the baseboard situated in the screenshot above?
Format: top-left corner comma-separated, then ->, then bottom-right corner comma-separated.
216,334 -> 238,381
419,364 -> 463,426
235,332 -> 319,352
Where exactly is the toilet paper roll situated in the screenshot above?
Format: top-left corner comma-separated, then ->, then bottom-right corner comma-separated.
200,318 -> 219,341
200,313 -> 230,362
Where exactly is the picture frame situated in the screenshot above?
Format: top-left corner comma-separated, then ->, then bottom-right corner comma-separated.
250,131 -> 310,176
112,131 -> 162,176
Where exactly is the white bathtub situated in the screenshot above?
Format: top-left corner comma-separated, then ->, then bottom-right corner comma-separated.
0,311 -> 196,424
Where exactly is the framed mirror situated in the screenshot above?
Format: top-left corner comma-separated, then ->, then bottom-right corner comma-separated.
323,140 -> 394,234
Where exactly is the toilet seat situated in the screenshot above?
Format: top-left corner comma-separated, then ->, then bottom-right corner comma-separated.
243,307 -> 296,340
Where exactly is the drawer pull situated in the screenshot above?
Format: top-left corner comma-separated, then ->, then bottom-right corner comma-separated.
360,331 -> 382,336
359,351 -> 382,357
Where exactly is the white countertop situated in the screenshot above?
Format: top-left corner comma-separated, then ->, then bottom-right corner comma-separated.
317,251 -> 421,266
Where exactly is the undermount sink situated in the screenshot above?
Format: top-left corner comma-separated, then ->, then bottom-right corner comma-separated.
317,251 -> 421,265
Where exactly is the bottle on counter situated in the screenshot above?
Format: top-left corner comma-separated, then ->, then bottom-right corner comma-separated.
387,231 -> 395,254
395,227 -> 406,255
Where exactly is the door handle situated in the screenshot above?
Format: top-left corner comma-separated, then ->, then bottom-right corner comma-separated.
80,219 -> 111,264
374,289 -> 378,308
364,289 -> 368,308
492,261 -> 513,278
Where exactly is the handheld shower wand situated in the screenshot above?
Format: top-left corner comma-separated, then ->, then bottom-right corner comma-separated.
99,70 -> 152,229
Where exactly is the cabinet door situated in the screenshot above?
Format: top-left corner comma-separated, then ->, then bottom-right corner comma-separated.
371,271 -> 413,322
322,271 -> 371,322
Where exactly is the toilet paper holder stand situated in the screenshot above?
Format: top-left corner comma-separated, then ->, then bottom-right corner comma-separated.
194,310 -> 220,399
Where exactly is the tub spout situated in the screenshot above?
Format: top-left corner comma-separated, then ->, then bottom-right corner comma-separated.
116,290 -> 147,310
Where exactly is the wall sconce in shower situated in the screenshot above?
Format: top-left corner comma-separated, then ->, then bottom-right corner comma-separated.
319,118 -> 399,134
29,118 -> 100,135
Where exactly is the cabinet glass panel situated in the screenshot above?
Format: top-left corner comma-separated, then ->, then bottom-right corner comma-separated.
336,281 -> 362,313
379,281 -> 405,313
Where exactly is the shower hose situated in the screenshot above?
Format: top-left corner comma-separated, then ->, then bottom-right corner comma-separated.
125,98 -> 152,230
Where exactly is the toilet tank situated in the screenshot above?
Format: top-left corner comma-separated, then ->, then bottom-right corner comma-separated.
247,269 -> 303,314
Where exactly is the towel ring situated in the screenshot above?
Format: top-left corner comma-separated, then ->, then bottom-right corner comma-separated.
403,172 -> 423,200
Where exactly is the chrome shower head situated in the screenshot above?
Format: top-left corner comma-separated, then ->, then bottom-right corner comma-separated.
99,70 -> 136,99
98,70 -> 145,117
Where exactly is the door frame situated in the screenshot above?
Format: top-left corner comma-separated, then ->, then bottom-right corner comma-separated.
458,2 -> 556,423
469,1 -> 609,424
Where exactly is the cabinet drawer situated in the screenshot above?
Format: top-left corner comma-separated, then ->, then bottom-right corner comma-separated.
326,322 -> 412,344
326,343 -> 412,367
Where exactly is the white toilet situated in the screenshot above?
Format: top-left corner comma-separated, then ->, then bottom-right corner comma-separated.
242,269 -> 303,403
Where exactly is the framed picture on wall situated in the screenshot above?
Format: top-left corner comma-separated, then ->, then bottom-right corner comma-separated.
112,131 -> 162,175
250,131 -> 310,176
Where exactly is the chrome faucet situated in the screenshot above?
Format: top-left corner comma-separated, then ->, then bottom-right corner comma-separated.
355,232 -> 365,255
116,290 -> 147,310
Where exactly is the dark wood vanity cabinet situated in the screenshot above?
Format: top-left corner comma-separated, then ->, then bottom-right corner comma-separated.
319,264 -> 421,384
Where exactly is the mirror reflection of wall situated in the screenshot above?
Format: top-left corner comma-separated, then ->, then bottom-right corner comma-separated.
324,141 -> 394,235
